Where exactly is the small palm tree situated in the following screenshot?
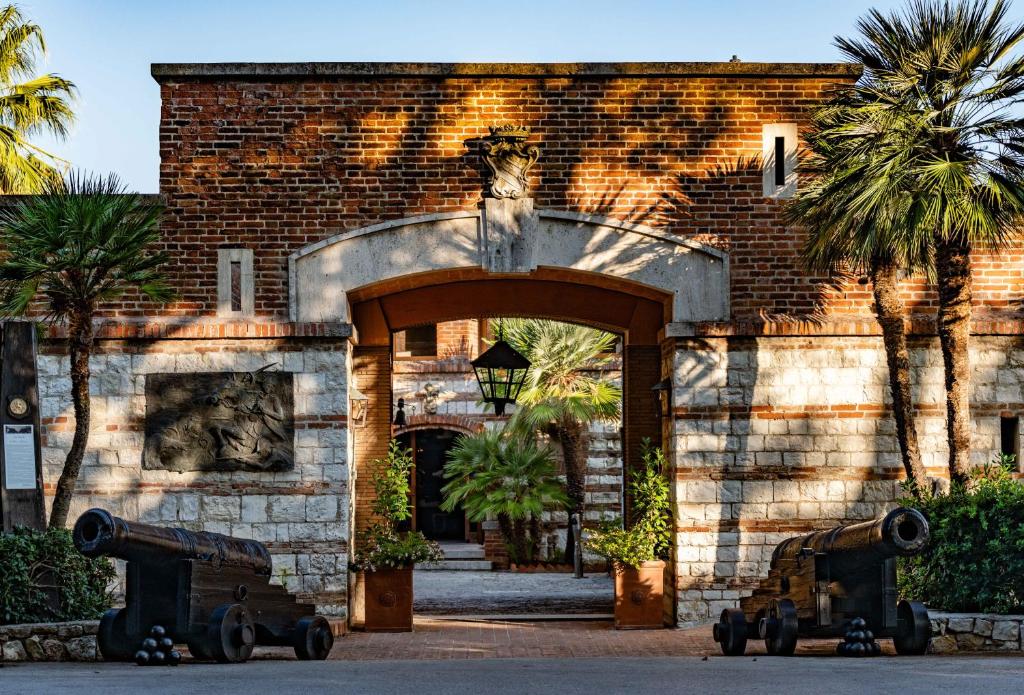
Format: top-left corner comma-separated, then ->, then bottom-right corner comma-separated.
0,173 -> 171,529
0,4 -> 76,192
828,0 -> 1024,482
442,428 -> 567,564
501,319 -> 621,562
787,86 -> 930,492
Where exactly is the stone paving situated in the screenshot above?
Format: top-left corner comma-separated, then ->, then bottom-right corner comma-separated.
255,617 -> 891,661
412,570 -> 613,615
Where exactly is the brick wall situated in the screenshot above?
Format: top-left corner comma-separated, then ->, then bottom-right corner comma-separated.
351,345 -> 393,532
144,64 -> 1023,325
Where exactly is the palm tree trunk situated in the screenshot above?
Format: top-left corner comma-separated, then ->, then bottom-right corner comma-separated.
935,236 -> 974,485
556,420 -> 588,564
871,259 -> 927,494
512,517 -> 529,565
49,309 -> 94,529
529,514 -> 542,562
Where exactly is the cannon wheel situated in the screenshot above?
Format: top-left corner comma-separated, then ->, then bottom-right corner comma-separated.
763,598 -> 798,656
893,600 -> 931,655
713,608 -> 748,656
294,615 -> 334,660
97,608 -> 135,661
206,603 -> 256,663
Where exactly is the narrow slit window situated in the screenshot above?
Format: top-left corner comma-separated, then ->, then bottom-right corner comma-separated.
1000,415 -> 1020,467
774,136 -> 786,186
229,261 -> 242,312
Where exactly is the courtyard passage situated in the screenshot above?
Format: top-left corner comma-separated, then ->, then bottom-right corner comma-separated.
4,654 -> 1021,695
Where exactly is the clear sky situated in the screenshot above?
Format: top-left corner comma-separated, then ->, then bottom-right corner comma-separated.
23,0 -> 1024,192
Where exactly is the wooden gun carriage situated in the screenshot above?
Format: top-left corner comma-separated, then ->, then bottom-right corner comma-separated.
73,508 -> 335,663
712,507 -> 932,656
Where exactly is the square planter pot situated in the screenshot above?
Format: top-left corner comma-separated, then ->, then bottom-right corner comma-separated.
358,567 -> 414,632
613,560 -> 666,629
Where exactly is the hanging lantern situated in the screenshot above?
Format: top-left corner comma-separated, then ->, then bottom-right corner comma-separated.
471,326 -> 531,416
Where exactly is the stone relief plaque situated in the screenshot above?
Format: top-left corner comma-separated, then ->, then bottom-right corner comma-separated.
144,366 -> 294,472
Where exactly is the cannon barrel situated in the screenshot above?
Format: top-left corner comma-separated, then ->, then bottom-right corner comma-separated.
73,508 -> 272,576
771,507 -> 929,574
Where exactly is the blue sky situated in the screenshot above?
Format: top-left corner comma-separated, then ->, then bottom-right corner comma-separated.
24,0 -> 1023,192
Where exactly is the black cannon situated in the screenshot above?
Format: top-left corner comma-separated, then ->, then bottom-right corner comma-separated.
73,508 -> 335,663
712,507 -> 932,657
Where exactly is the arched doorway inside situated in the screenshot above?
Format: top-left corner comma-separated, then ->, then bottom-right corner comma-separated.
394,426 -> 474,542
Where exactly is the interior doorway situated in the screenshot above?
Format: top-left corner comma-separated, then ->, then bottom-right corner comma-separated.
398,428 -> 466,541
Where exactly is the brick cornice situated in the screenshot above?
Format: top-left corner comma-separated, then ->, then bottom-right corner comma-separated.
42,319 -> 353,341
669,317 -> 1024,338
151,61 -> 863,81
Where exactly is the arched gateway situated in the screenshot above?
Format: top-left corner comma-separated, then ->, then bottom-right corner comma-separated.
288,193 -> 729,627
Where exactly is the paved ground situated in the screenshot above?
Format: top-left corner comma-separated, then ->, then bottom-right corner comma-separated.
413,570 -> 613,615
3,655 -> 1023,694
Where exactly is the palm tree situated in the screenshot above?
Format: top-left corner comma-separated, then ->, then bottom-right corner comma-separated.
787,87 -> 931,492
441,427 -> 567,564
830,0 -> 1024,483
0,4 -> 76,192
500,319 -> 621,562
0,173 -> 171,529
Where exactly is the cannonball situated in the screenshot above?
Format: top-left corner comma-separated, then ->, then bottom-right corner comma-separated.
150,625 -> 167,639
142,637 -> 158,653
167,649 -> 182,666
836,642 -> 848,656
849,642 -> 866,656
150,650 -> 167,666
851,630 -> 866,643
851,617 -> 867,630
159,637 -> 174,651
869,642 -> 882,656
134,650 -> 151,666
863,630 -> 874,642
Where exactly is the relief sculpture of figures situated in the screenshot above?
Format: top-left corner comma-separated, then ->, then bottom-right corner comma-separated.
144,365 -> 294,472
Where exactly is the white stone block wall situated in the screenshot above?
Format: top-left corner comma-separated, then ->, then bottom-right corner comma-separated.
672,335 -> 1024,626
37,339 -> 351,615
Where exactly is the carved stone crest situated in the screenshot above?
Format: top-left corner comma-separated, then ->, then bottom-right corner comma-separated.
465,125 -> 540,199
143,365 -> 294,472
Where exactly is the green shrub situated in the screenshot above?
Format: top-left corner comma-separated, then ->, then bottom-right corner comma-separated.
0,526 -> 115,625
352,440 -> 441,571
898,455 -> 1024,614
585,439 -> 672,568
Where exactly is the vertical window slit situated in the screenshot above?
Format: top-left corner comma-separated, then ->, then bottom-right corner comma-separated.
774,136 -> 786,186
1000,415 -> 1020,467
230,260 -> 242,312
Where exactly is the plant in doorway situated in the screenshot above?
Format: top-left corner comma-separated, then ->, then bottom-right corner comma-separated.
585,439 -> 671,629
352,440 -> 441,632
441,427 -> 567,566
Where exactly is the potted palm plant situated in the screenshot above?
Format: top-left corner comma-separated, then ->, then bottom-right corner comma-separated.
351,441 -> 441,632
585,440 -> 671,629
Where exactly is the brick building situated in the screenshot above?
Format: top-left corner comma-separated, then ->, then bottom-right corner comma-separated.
29,62 -> 1024,626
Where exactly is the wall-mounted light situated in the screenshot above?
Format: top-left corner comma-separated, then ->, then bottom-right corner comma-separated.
349,387 -> 369,428
651,378 -> 672,418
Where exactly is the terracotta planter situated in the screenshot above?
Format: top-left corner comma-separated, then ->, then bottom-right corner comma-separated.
612,560 -> 666,629
360,567 -> 414,632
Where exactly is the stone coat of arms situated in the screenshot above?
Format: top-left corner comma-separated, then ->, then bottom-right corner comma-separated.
465,125 -> 541,199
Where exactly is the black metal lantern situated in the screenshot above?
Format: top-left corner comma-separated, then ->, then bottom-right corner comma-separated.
471,326 -> 531,416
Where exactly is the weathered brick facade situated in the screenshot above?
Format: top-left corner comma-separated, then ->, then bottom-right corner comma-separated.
23,62 -> 1024,625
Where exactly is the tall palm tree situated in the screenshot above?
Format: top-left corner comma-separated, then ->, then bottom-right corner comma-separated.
0,4 -> 75,192
501,319 -> 621,562
831,0 -> 1024,483
787,88 -> 931,493
0,173 -> 171,529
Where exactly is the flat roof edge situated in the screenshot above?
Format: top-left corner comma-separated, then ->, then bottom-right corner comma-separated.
151,61 -> 863,80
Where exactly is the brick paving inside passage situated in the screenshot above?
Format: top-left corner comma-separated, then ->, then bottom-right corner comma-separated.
256,618 -> 888,661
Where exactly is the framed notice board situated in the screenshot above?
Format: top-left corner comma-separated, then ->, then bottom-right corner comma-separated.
0,320 -> 46,531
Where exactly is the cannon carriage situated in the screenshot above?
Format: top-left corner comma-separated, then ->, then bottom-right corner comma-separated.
73,508 -> 335,663
712,507 -> 933,657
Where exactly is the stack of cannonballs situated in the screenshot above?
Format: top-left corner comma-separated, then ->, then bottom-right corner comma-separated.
836,617 -> 881,657
134,625 -> 182,666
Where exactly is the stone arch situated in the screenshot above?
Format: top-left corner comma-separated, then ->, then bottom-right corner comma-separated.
288,204 -> 729,330
393,414 -> 485,438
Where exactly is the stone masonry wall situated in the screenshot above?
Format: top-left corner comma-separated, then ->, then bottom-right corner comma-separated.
0,621 -> 100,663
37,331 -> 351,615
672,334 -> 1024,625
